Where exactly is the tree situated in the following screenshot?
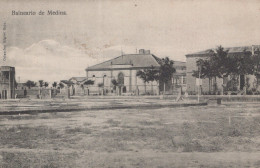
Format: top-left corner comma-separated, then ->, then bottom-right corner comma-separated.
231,50 -> 255,91
159,57 -> 176,94
58,82 -> 64,89
192,46 -> 229,93
25,80 -> 37,89
44,82 -> 49,88
111,79 -> 118,91
52,82 -> 57,88
39,80 -> 44,87
98,83 -> 104,88
193,45 -> 258,94
14,80 -> 18,89
137,57 -> 175,95
192,58 -> 216,93
82,80 -> 94,95
136,66 -> 159,94
253,48 -> 260,85
84,80 -> 94,85
97,83 -> 104,95
136,70 -> 150,93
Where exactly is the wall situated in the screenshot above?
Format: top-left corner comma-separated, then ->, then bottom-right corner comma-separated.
15,88 -> 54,99
186,56 -> 224,94
0,66 -> 15,99
86,69 -> 159,95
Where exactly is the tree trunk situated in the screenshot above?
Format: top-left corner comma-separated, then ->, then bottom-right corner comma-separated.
214,77 -> 217,94
163,82 -> 166,95
209,78 -> 211,93
144,82 -> 146,94
151,82 -> 153,95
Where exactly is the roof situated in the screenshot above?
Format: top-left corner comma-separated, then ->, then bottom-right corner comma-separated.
69,77 -> 87,82
186,45 -> 260,57
17,83 -> 26,86
86,54 -> 161,71
173,61 -> 186,67
60,80 -> 74,85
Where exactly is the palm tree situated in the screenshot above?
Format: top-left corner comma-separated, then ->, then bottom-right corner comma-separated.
25,80 -> 36,89
44,82 -> 49,88
159,57 -> 176,95
136,70 -> 149,94
39,80 -> 44,88
52,82 -> 57,88
111,79 -> 118,94
83,80 -> 94,95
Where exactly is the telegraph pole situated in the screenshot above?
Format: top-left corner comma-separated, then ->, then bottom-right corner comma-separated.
198,65 -> 201,103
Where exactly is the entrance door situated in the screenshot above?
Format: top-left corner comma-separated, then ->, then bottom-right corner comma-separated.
2,90 -> 7,99
240,75 -> 245,90
118,72 -> 124,95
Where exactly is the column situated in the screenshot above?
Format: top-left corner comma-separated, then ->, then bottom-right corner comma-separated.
8,70 -> 11,99
129,69 -> 132,92
135,71 -> 138,95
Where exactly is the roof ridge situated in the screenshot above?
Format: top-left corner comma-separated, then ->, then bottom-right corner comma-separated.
86,54 -> 158,70
187,45 -> 260,56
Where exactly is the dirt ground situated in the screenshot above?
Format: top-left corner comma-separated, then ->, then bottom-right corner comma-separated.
0,102 -> 260,168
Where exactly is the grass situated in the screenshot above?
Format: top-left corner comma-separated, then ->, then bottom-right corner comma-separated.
65,126 -> 91,134
0,102 -> 260,167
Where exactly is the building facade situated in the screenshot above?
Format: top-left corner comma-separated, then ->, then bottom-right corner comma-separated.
85,49 -> 186,95
69,77 -> 87,95
0,66 -> 16,99
186,45 -> 260,94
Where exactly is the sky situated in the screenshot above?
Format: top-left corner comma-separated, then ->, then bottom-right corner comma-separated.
0,0 -> 260,83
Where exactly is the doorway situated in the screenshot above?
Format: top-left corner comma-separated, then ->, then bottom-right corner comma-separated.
118,72 -> 125,95
240,75 -> 245,90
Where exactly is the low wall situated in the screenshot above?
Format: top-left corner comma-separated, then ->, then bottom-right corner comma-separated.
15,88 -> 58,99
162,95 -> 260,102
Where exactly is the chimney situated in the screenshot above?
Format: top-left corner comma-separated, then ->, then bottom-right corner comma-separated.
139,49 -> 145,54
252,45 -> 255,55
144,50 -> 150,54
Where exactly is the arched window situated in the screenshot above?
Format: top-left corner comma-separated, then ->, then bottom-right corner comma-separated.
118,72 -> 124,86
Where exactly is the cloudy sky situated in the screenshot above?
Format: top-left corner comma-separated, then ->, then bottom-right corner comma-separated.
0,0 -> 260,83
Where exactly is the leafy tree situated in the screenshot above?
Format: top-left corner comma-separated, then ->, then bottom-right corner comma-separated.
136,70 -> 150,93
192,46 -> 229,93
25,80 -> 37,89
136,57 -> 176,93
44,82 -> 49,88
193,46 -> 257,93
58,82 -> 64,89
253,48 -> 260,85
82,80 -> 94,94
159,57 -> 176,94
39,80 -> 44,87
98,83 -> 104,88
137,57 -> 175,95
111,79 -> 118,91
14,80 -> 18,89
231,50 -> 254,76
136,66 -> 159,94
52,82 -> 57,88
192,58 -> 216,92
84,80 -> 94,85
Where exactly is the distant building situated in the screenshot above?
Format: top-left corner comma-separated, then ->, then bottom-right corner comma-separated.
0,66 -> 16,99
59,80 -> 74,97
85,49 -> 186,95
186,45 -> 260,94
16,83 -> 27,90
69,77 -> 87,85
69,77 -> 87,95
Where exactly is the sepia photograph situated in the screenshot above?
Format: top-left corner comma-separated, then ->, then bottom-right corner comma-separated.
0,0 -> 260,167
